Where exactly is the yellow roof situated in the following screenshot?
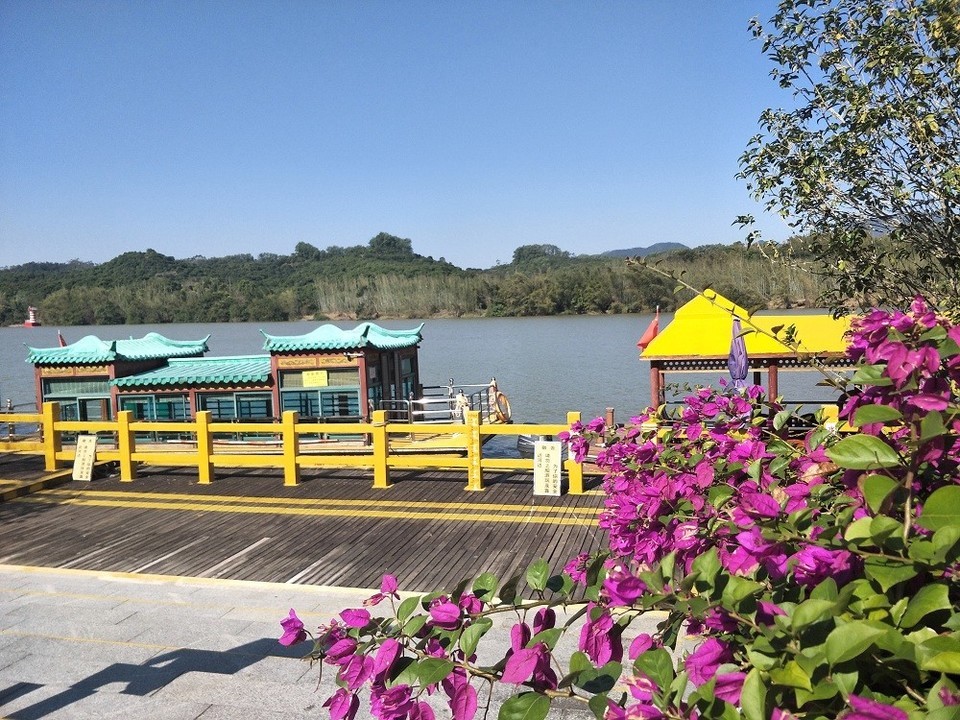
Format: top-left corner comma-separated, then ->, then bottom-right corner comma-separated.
641,291 -> 853,361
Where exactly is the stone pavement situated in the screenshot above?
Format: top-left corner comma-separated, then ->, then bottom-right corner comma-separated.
0,565 -> 658,719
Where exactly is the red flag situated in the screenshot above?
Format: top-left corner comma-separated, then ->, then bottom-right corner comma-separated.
636,309 -> 660,351
57,330 -> 67,347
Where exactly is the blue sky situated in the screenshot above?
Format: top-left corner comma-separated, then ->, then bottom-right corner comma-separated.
1,1 -> 786,270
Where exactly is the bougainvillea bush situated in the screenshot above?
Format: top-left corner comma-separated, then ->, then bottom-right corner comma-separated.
281,298 -> 960,720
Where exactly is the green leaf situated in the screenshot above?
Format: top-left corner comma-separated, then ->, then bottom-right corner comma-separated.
740,668 -> 767,720
498,692 -> 551,720
900,583 -> 952,629
921,411 -> 947,442
773,409 -> 793,432
569,651 -> 593,673
825,621 -> 888,665
853,405 -> 902,426
388,656 -> 418,687
861,474 -> 899,514
721,576 -> 764,607
526,559 -> 550,592
633,648 -> 674,689
692,547 -> 721,591
918,486 -> 960,531
852,364 -> 892,387
588,693 -> 610,720
919,642 -> 960,674
403,614 -> 427,637
769,660 -> 812,691
576,661 -> 622,694
418,657 -> 455,686
472,572 -> 498,600
844,516 -> 875,542
826,435 -> 901,469
396,595 -> 420,622
460,618 -> 493,657
791,598 -> 836,632
864,558 -> 919,591
529,628 -> 563,650
498,575 -> 521,604
932,526 -> 960,563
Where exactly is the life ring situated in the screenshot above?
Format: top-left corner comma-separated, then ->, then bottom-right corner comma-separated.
494,391 -> 512,423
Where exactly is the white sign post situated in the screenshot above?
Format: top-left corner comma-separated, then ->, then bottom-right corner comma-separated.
533,440 -> 562,496
72,434 -> 98,481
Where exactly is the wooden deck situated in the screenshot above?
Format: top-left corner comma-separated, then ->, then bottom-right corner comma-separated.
0,455 -> 607,593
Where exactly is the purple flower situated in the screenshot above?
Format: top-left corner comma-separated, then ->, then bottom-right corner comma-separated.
410,701 -> 436,720
713,672 -> 746,704
325,637 -> 359,665
339,608 -> 370,628
428,598 -> 462,630
278,608 -> 307,646
564,553 -> 590,584
533,607 -> 556,635
501,645 -> 545,684
628,633 -> 656,659
365,574 -> 401,606
442,668 -> 478,720
340,653 -> 375,690
684,638 -> 732,686
791,545 -> 860,587
579,604 -> 623,665
370,684 -> 414,720
841,695 -> 908,720
323,688 -> 360,720
373,638 -> 401,676
626,673 -> 659,702
603,564 -> 647,605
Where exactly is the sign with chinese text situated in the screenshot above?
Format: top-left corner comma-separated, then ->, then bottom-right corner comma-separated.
533,441 -> 562,496
72,434 -> 98,481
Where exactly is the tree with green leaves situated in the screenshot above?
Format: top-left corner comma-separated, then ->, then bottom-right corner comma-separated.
738,0 -> 960,314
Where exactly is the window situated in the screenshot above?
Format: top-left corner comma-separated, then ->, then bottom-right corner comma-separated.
237,393 -> 273,420
198,394 -> 236,420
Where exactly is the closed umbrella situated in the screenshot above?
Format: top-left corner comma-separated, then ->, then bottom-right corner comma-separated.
727,317 -> 749,389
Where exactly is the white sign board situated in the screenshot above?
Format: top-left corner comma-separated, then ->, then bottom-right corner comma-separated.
72,434 -> 98,481
533,440 -> 562,496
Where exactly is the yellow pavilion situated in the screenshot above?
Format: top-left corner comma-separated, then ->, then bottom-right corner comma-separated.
640,291 -> 854,407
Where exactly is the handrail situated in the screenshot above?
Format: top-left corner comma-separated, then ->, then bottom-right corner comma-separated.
0,404 -> 590,494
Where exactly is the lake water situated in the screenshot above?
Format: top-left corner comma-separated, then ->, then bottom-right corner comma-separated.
1,314 -> 841,424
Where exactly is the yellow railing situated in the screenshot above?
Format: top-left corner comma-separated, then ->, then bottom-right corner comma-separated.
1,404 -> 591,494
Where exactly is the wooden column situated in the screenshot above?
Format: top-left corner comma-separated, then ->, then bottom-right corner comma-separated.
768,363 -> 779,400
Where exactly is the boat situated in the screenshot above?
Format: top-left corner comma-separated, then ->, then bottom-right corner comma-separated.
25,323 -> 512,448
23,306 -> 41,327
516,433 -> 568,460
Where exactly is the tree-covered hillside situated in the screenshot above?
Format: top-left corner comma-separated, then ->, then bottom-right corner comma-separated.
0,234 -> 826,326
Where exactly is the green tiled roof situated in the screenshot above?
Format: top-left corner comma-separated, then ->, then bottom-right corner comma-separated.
112,355 -> 272,388
261,322 -> 423,353
26,332 -> 209,366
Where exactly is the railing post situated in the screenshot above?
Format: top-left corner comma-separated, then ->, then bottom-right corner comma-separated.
465,410 -> 483,491
565,411 -> 584,495
371,410 -> 390,489
116,410 -> 137,481
195,411 -> 214,484
42,402 -> 63,471
282,410 -> 300,487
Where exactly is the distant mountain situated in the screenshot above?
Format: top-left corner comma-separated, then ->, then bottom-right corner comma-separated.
600,243 -> 688,258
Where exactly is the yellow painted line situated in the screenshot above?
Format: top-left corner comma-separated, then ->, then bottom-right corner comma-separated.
0,628 -> 180,651
39,488 -> 602,516
0,563 -> 393,598
15,495 -> 598,526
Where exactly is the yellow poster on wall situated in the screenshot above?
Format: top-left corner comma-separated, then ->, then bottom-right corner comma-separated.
302,370 -> 329,387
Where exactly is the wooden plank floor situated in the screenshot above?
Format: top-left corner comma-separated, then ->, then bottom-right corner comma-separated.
0,462 -> 608,592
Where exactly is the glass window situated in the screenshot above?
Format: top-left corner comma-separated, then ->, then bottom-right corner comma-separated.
281,390 -> 320,418
237,393 -> 273,419
320,390 -> 360,417
198,394 -> 236,420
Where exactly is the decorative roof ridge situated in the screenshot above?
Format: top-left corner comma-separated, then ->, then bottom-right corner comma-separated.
165,354 -> 269,363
